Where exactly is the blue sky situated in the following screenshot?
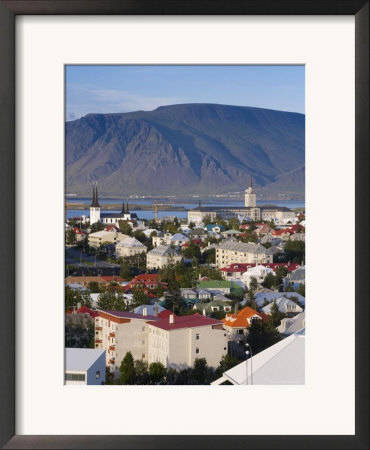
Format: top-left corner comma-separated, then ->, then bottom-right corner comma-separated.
66,65 -> 304,121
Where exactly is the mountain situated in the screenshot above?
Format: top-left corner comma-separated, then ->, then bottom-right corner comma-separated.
66,103 -> 305,197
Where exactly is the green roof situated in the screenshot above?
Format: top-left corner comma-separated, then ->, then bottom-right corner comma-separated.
198,280 -> 233,289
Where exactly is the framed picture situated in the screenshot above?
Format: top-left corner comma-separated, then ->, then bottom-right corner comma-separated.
1,1 -> 368,449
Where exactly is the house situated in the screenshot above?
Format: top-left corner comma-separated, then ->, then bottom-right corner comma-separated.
88,230 -> 129,248
254,223 -> 273,236
200,242 -> 219,254
193,300 -> 232,315
222,307 -> 264,342
128,274 -> 166,290
197,280 -> 233,295
221,229 -> 243,238
189,228 -> 207,240
170,233 -> 190,246
283,265 -> 305,290
65,348 -> 106,385
65,276 -> 110,288
65,306 -> 98,327
215,240 -> 273,268
146,245 -> 182,270
260,297 -> 304,315
115,237 -> 147,258
205,224 -> 225,233
211,329 -> 305,385
260,234 -> 284,247
289,232 -> 305,242
147,313 -> 227,370
152,232 -> 172,247
278,312 -> 305,335
253,290 -> 305,308
132,304 -> 166,316
241,264 -> 276,289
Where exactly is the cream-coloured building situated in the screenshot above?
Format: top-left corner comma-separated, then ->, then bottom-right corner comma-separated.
147,313 -> 227,370
94,309 -> 158,373
146,245 -> 182,269
88,230 -> 129,248
95,310 -> 227,375
115,237 -> 147,258
215,241 -> 273,268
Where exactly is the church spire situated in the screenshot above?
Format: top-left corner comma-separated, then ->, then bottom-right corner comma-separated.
126,201 -> 129,213
90,182 -> 100,207
249,177 -> 253,188
121,201 -> 126,214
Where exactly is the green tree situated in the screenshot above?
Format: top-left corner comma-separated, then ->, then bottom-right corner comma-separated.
132,287 -> 149,307
275,266 -> 289,284
134,360 -> 150,384
261,273 -> 278,290
202,248 -> 216,264
228,217 -> 240,230
118,220 -> 132,235
119,352 -> 136,384
182,241 -> 201,260
216,354 -> 240,377
249,276 -> 258,292
192,358 -> 212,385
284,240 -> 305,263
149,362 -> 167,384
90,221 -> 104,232
297,283 -> 305,297
65,228 -> 76,245
87,281 -> 101,293
246,320 -> 282,355
269,300 -> 286,327
120,260 -> 132,280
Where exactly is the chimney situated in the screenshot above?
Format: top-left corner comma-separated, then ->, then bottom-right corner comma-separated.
202,308 -> 206,316
154,305 -> 158,317
169,314 -> 174,324
234,302 -> 238,314
77,302 -> 81,310
143,307 -> 147,317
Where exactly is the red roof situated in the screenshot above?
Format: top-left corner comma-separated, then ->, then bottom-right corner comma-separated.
102,276 -> 125,282
66,306 -> 99,318
158,310 -> 175,319
147,313 -> 222,331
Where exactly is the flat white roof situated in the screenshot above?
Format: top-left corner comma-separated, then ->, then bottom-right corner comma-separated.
65,348 -> 105,372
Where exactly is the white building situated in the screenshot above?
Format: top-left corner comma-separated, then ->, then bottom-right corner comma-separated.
89,183 -> 138,225
146,245 -> 182,269
65,348 -> 106,385
115,237 -> 147,258
244,177 -> 256,207
241,264 -> 276,289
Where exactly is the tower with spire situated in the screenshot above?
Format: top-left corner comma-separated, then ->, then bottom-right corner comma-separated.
244,177 -> 256,207
90,182 -> 101,224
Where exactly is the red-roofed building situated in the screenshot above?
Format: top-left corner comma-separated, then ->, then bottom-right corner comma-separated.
65,305 -> 98,327
95,310 -> 227,375
128,273 -> 166,290
146,313 -> 227,370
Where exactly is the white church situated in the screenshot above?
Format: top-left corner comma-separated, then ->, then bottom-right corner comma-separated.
89,183 -> 137,225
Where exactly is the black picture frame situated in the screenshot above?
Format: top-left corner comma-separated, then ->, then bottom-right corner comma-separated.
0,1 -> 368,449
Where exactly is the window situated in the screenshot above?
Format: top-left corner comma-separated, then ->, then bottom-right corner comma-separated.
65,373 -> 85,382
196,334 -> 200,340
196,348 -> 200,354
96,371 -> 100,379
142,354 -> 146,359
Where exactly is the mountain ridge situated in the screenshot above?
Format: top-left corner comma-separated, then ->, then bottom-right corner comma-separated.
66,103 -> 305,197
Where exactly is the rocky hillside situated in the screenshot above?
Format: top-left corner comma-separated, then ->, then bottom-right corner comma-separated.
66,103 -> 305,196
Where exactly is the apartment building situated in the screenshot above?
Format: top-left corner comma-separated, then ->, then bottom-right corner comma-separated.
146,245 -> 182,269
95,310 -> 227,374
115,237 -> 147,258
215,240 -> 273,268
88,230 -> 129,248
94,309 -> 158,374
147,313 -> 227,370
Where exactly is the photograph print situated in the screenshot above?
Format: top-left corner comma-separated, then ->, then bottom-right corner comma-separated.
65,65 -> 305,386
